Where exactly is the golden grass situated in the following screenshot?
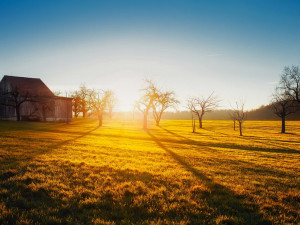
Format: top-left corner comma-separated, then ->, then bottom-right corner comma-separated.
0,119 -> 299,224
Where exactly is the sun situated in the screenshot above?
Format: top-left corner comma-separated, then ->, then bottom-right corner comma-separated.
110,79 -> 141,112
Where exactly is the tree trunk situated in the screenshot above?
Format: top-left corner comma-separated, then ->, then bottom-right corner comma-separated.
16,105 -> 21,121
153,111 -> 159,126
98,113 -> 103,127
239,121 -> 242,136
143,113 -> 147,129
83,111 -> 86,118
233,120 -> 236,131
281,115 -> 286,133
192,119 -> 196,133
199,117 -> 202,128
156,111 -> 163,127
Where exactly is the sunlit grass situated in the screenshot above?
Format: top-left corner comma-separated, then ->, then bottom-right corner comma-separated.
0,119 -> 299,224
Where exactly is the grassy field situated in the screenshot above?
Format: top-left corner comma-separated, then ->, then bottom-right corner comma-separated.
0,119 -> 299,225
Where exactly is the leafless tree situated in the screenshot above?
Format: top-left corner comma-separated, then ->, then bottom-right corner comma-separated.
89,89 -> 112,127
0,86 -> 30,121
271,88 -> 299,133
71,91 -> 81,118
152,90 -> 179,126
136,79 -> 158,129
39,97 -> 55,122
78,84 -> 91,118
232,101 -> 247,136
229,111 -> 237,131
280,65 -> 300,103
106,90 -> 117,119
188,92 -> 220,128
187,99 -> 196,132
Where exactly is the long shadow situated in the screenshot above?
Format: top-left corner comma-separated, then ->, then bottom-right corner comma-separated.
4,124 -> 298,155
160,127 -> 192,141
161,127 -> 222,143
47,126 -> 99,150
160,127 -> 299,178
202,127 -> 300,151
1,161 -> 180,224
146,130 -> 271,224
0,126 -> 99,170
41,127 -> 300,155
243,135 -> 300,144
160,127 -> 300,155
0,126 -> 101,222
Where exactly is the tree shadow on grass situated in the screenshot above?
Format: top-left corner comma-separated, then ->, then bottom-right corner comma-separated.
160,127 -> 299,155
146,130 -> 272,225
202,127 -> 300,152
47,126 -> 99,150
0,126 -> 100,178
2,161 -> 236,224
243,134 -> 300,144
160,127 -> 298,180
0,163 -> 155,224
13,125 -> 298,155
52,127 -> 299,155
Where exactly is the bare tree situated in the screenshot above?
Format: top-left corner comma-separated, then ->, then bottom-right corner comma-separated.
0,86 -> 30,121
106,90 -> 117,119
280,65 -> 300,103
89,89 -> 112,127
232,101 -> 247,136
78,85 -> 91,118
229,111 -> 237,131
152,90 -> 179,126
136,79 -> 158,129
188,92 -> 220,128
187,99 -> 196,133
71,91 -> 81,118
271,88 -> 299,133
38,97 -> 55,122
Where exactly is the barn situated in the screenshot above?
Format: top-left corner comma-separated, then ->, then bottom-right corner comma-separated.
0,75 -> 72,122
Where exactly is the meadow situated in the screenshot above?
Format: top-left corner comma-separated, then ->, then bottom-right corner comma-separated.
0,119 -> 299,225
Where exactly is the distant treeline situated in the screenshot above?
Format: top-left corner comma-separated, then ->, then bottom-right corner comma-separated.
247,105 -> 300,121
115,104 -> 300,121
161,105 -> 300,121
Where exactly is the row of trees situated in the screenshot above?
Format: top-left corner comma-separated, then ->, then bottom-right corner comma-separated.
133,64 -> 300,135
2,65 -> 297,134
186,94 -> 247,135
134,80 -> 248,135
70,86 -> 116,126
68,79 -> 247,136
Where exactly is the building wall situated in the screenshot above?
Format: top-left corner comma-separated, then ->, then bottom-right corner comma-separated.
0,99 -> 72,122
0,77 -> 14,119
0,78 -> 72,122
52,98 -> 72,122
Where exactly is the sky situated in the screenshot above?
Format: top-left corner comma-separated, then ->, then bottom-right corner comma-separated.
0,0 -> 300,111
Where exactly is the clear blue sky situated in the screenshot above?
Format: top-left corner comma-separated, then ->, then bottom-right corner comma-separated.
1,0 -> 300,110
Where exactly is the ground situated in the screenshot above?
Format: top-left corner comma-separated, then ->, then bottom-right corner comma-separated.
0,119 -> 299,225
